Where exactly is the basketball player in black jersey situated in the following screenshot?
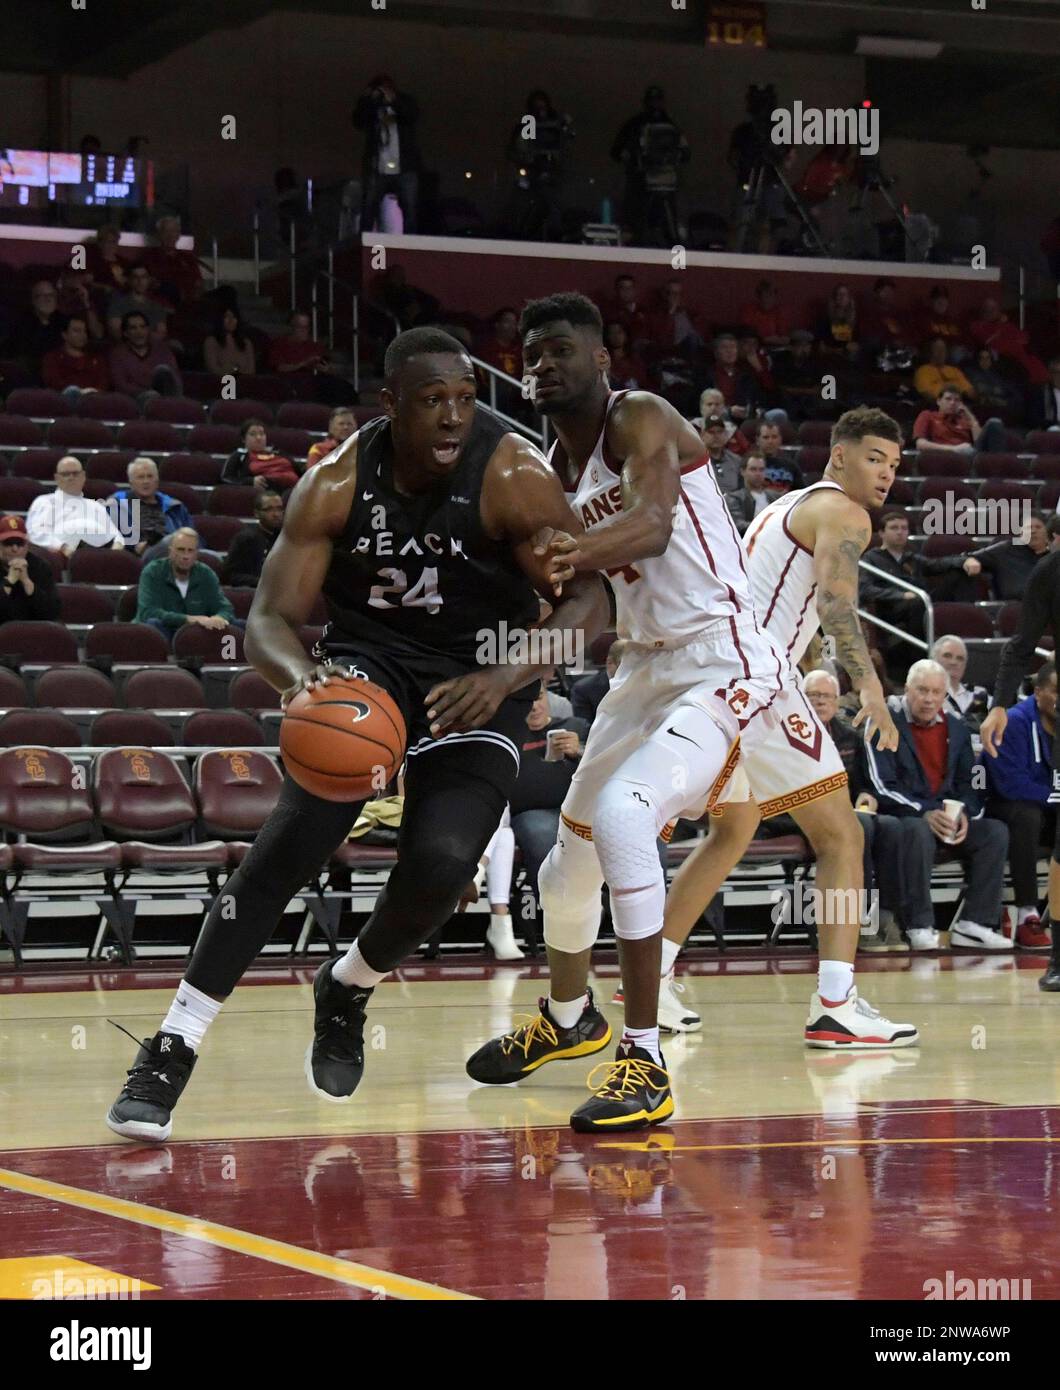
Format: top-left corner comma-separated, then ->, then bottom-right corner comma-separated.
106,327 -> 609,1142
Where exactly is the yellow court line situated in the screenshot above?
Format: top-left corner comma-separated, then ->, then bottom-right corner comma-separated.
0,1167 -> 477,1301
599,1135 -> 1060,1154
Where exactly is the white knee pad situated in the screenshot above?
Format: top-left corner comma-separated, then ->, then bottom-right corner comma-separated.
593,781 -> 666,941
540,829 -> 604,955
617,702 -> 734,824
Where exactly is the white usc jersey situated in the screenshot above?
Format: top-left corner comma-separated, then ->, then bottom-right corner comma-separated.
552,391 -> 756,646
743,479 -> 844,669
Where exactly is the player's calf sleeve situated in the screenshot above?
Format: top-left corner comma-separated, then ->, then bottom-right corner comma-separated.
485,825 -> 515,905
540,832 -> 605,955
593,784 -> 666,942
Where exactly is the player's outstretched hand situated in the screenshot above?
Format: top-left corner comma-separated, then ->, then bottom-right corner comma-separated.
851,686 -> 900,751
530,526 -> 582,596
425,668 -> 511,735
280,661 -> 360,711
979,705 -> 1007,758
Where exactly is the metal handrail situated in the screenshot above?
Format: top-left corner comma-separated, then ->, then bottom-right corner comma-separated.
858,559 -> 935,653
467,354 -> 550,450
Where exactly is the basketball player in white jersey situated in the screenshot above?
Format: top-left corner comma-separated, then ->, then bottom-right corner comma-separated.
467,292 -> 794,1131
646,407 -> 920,1048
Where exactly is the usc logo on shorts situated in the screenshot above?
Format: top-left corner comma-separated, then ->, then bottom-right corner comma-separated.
724,688 -> 750,715
787,714 -> 813,741
782,709 -> 822,760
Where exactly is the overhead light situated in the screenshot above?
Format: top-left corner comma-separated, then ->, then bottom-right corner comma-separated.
856,35 -> 943,59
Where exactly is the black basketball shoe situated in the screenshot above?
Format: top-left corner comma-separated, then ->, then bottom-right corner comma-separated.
1040,949 -> 1060,992
106,1029 -> 197,1143
569,1041 -> 673,1134
466,989 -> 612,1085
306,958 -> 373,1101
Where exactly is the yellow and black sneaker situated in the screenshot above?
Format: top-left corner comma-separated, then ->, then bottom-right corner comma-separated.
570,1041 -> 674,1133
466,989 -> 612,1085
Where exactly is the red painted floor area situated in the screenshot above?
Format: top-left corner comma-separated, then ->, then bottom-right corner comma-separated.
4,1104 -> 1059,1300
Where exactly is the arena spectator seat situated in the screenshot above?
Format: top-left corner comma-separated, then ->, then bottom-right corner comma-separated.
1033,455 -> 1060,482
188,423 -> 239,454
921,535 -> 972,563
89,711 -> 176,747
182,710 -> 265,747
917,450 -> 969,479
1027,431 -> 1060,455
0,477 -> 45,509
972,452 -> 1031,480
161,454 -> 222,486
35,666 -> 118,709
0,710 -> 82,746
172,624 -> 245,664
886,479 -> 916,506
88,451 -> 138,482
76,393 -> 139,423
198,551 -> 224,576
84,479 -> 117,501
85,621 -> 171,664
144,397 -> 205,426
980,478 -> 1040,506
998,603 -> 1022,637
276,402 -> 332,431
930,602 -> 995,640
28,547 -> 64,580
915,479 -> 977,509
269,427 -> 313,460
796,421 -> 834,447
124,668 -> 208,710
1041,481 -> 1060,511
230,670 -> 281,710
195,749 -> 283,846
57,585 -> 117,623
210,399 -> 274,426
797,446 -> 829,473
207,485 -> 257,517
156,480 -> 200,512
0,417 -> 44,448
10,449 -> 64,479
6,388 -> 73,419
191,515 -> 245,550
48,418 -> 115,449
180,372 -> 224,402
223,587 -> 256,620
0,669 -> 29,707
236,375 -> 293,403
0,621 -> 78,664
113,587 -> 137,622
117,421 -> 182,453
69,548 -> 141,584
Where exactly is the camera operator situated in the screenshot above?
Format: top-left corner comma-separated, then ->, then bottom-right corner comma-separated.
728,84 -> 791,253
353,73 -> 421,233
506,90 -> 574,242
610,85 -> 689,246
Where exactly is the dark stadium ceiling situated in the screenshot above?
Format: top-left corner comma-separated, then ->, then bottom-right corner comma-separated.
11,0 -> 1060,75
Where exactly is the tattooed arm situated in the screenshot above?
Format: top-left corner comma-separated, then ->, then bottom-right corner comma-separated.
812,496 -> 900,751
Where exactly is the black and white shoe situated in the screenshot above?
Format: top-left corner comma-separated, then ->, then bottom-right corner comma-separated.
105,1029 -> 197,1143
306,958 -> 373,1102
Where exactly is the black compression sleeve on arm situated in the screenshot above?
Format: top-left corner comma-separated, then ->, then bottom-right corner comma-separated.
993,556 -> 1054,709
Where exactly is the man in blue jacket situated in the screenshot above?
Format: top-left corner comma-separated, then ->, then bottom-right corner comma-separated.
862,657 -> 1009,951
112,456 -> 193,560
984,660 -> 1056,950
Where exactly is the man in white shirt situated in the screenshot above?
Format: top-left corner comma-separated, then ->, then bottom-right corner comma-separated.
26,455 -> 124,556
931,634 -> 990,732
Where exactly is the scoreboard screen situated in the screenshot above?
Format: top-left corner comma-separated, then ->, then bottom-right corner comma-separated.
0,150 -> 154,210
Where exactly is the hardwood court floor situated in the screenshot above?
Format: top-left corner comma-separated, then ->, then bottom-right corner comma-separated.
2,953 -> 1060,1299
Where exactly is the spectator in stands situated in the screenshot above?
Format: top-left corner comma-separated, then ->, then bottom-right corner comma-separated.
56,268 -> 105,343
966,347 -> 1020,418
860,277 -> 913,358
737,279 -> 791,348
966,512 -> 1051,602
372,265 -> 440,332
105,263 -> 168,341
353,74 -> 421,234
4,280 -> 66,371
913,385 -> 1007,454
984,659 -> 1056,949
25,455 -> 124,556
969,297 -> 1048,386
860,509 -> 980,681
85,224 -> 128,297
915,285 -> 966,358
221,490 -> 284,586
862,657 -> 1010,951
112,457 -> 194,559
757,420 -> 803,495
701,415 -> 742,492
41,315 -> 110,398
604,321 -> 647,390
931,634 -> 990,730
1027,354 -> 1060,432
817,283 -> 858,356
108,311 -> 182,401
570,642 -> 617,725
648,278 -> 705,357
737,327 -> 780,407
306,406 -> 358,469
267,310 -> 331,375
136,528 -> 236,645
691,387 -> 747,454
203,307 -> 256,377
143,215 -> 203,308
0,515 -> 61,622
705,333 -> 759,421
601,274 -> 650,351
725,451 -> 775,534
913,337 -> 974,404
477,307 -> 522,381
222,418 -> 300,491
771,329 -> 823,421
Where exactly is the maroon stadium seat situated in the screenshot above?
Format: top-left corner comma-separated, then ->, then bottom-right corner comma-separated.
190,514 -> 244,550
74,392 -> 139,422
0,417 -> 44,448
210,399 -> 274,426
972,452 -> 1030,480
230,670 -> 281,710
276,401 -> 332,431
28,545 -> 64,580
198,550 -> 223,576
0,621 -> 79,663
83,478 -> 117,501
35,666 -> 117,709
160,454 -> 222,486
206,485 -> 257,517
144,397 -> 205,426
1027,431 -> 1060,456
188,423 -> 240,454
47,418 -> 115,449
234,374 -> 290,403
85,622 -> 171,664
94,747 -> 228,870
180,371 -> 224,402
918,478 -> 978,506
114,587 -> 137,622
0,710 -> 82,746
796,421 -> 833,447
89,711 -> 176,747
223,587 -> 256,619
151,479 -> 199,511
172,624 -> 244,664
1040,481 -> 1060,512
979,478 -> 1040,505
0,669 -> 29,707
916,450 -> 969,478
920,535 -> 971,561
797,446 -> 829,472
998,603 -> 1023,637
117,421 -> 181,452
0,477 -> 45,510
930,602 -> 994,640
8,448 -> 63,480
88,450 -> 138,482
268,427 -> 312,460
1033,455 -> 1060,483
0,747 -> 120,872
57,584 -> 117,623
5,388 -> 73,419
195,749 -> 283,838
182,710 -> 265,747
68,547 -> 141,584
886,479 -> 916,506
124,667 -> 207,710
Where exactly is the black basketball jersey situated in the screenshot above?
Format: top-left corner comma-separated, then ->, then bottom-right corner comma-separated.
320,407 -> 541,684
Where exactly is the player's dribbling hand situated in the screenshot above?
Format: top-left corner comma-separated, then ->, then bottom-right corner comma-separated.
425,668 -> 511,735
530,526 -> 582,596
979,705 -> 1007,758
851,686 -> 899,751
280,661 -> 359,710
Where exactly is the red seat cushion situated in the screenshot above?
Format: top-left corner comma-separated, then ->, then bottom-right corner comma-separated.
13,841 -> 122,870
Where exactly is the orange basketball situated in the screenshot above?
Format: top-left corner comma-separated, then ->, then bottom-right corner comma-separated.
280,676 -> 407,803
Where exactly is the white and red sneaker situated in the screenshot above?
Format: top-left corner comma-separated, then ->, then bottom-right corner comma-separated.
1016,914 -> 1052,952
805,987 -> 919,1050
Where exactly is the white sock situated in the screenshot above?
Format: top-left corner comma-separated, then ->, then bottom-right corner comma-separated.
660,938 -> 680,977
622,1025 -> 662,1065
818,959 -> 854,1005
332,939 -> 388,989
1017,906 -> 1039,925
548,993 -> 587,1029
161,980 -> 223,1053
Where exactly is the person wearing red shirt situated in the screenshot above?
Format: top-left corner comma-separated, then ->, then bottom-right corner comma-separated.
705,333 -> 760,420
737,327 -> 776,397
603,320 -> 647,390
913,385 -> 1007,454
968,297 -> 1048,385
306,406 -> 357,469
41,316 -> 110,395
737,279 -> 791,347
143,215 -> 203,308
599,274 -> 651,352
221,419 -> 300,491
647,277 -> 705,356
268,311 -> 330,374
